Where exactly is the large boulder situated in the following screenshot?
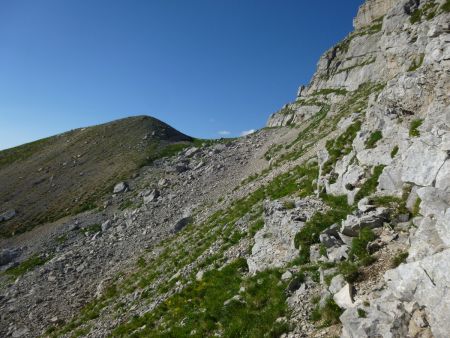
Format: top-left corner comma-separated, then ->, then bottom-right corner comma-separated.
341,295 -> 410,338
401,141 -> 447,187
340,208 -> 389,237
247,198 -> 326,273
385,249 -> 450,338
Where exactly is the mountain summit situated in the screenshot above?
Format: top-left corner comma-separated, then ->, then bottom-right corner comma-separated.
0,115 -> 192,236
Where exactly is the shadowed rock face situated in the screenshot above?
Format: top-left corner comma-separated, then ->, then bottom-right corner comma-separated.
0,115 -> 192,236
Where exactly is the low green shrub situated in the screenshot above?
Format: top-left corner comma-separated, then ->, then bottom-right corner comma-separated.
443,0 -> 450,12
390,145 -> 399,158
365,130 -> 382,149
323,121 -> 362,175
349,228 -> 375,260
294,195 -> 353,264
338,261 -> 360,283
409,119 -> 423,137
354,165 -> 385,202
391,251 -> 409,268
357,308 -> 367,318
283,200 -> 296,210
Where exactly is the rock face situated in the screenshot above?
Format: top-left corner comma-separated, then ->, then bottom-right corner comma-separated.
247,198 -> 326,273
353,0 -> 397,29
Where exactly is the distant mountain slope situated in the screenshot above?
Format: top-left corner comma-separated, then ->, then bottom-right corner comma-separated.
0,115 -> 193,236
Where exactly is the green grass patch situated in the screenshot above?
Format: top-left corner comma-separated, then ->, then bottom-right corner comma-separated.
412,197 -> 422,217
0,137 -> 53,169
391,251 -> 409,268
323,120 -> 362,175
409,119 -> 423,137
310,297 -> 343,326
4,254 -> 48,278
283,200 -> 296,210
365,130 -> 382,149
410,8 -> 422,23
442,0 -> 450,12
372,195 -> 409,220
390,145 -> 399,158
337,261 -> 360,284
409,2 -> 439,24
311,88 -> 348,96
113,259 -> 289,337
357,308 -> 367,318
248,218 -> 265,237
349,228 -> 375,261
294,195 -> 353,264
80,223 -> 101,235
354,165 -> 385,203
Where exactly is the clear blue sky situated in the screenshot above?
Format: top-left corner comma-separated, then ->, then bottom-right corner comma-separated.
0,0 -> 364,150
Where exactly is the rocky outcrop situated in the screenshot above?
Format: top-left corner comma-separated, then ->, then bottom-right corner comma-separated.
353,0 -> 398,29
247,198 -> 326,273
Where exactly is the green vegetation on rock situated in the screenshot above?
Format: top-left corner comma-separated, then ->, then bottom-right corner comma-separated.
354,165 -> 385,202
408,54 -> 425,72
4,254 -> 48,278
442,0 -> 450,12
323,120 -> 361,175
391,251 -> 409,268
365,130 -> 383,149
409,2 -> 438,24
409,119 -> 423,137
390,145 -> 399,158
294,195 -> 353,264
310,297 -> 342,326
112,259 -> 289,337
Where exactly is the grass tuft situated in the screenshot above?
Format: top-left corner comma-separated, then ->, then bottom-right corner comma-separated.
409,119 -> 423,137
4,254 -> 48,278
354,165 -> 385,203
391,251 -> 409,268
390,145 -> 399,158
365,131 -> 383,149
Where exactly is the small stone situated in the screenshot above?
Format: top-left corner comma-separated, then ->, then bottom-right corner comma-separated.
195,270 -> 204,281
185,147 -> 199,157
333,283 -> 353,309
281,270 -> 293,281
113,182 -> 128,194
101,220 -> 112,232
328,274 -> 346,295
143,189 -> 160,204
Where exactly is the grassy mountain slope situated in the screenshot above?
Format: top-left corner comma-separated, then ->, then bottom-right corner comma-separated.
0,115 -> 193,237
